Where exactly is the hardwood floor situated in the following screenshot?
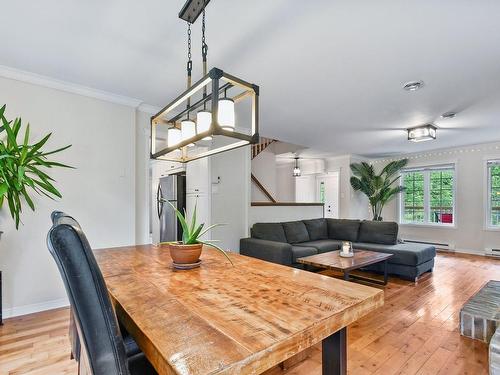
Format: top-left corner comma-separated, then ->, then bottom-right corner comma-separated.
0,252 -> 498,375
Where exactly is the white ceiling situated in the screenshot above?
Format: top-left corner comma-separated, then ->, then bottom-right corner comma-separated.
2,0 -> 500,158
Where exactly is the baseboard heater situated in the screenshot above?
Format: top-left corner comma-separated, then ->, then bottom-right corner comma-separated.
403,239 -> 452,250
485,248 -> 500,257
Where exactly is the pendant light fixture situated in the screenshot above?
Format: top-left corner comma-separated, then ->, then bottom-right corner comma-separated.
167,128 -> 181,147
407,124 -> 437,142
293,157 -> 301,177
195,12 -> 212,141
218,88 -> 235,131
151,0 -> 259,163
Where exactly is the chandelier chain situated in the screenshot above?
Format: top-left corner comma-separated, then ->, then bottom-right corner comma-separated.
187,22 -> 192,76
202,3 -> 208,62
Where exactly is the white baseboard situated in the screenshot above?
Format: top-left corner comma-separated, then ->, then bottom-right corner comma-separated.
437,247 -> 485,256
2,298 -> 69,320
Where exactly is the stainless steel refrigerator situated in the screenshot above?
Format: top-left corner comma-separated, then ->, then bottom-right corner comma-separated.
153,174 -> 186,243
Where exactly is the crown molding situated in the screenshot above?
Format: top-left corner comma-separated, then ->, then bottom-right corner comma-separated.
0,64 -> 148,108
137,103 -> 162,115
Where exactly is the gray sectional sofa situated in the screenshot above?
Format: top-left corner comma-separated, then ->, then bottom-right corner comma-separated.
240,218 -> 436,281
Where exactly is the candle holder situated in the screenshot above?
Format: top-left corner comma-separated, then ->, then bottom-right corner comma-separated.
340,241 -> 354,258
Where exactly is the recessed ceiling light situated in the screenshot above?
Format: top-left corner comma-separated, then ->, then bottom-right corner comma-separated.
407,124 -> 437,142
441,111 -> 456,119
403,80 -> 424,91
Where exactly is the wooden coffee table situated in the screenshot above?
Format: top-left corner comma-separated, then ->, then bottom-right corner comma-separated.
297,250 -> 393,285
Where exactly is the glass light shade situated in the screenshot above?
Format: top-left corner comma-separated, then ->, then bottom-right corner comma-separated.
408,125 -> 437,142
167,128 -> 181,148
293,167 -> 301,177
218,98 -> 235,130
181,119 -> 196,147
196,110 -> 213,140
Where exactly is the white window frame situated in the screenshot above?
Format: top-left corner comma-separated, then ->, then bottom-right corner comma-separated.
399,163 -> 457,228
485,159 -> 500,230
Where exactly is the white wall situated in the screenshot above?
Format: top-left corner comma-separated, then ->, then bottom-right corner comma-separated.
251,148 -> 276,201
325,155 -> 370,220
378,142 -> 500,254
249,205 -> 324,226
135,110 -> 151,245
0,76 -> 137,317
276,163 -> 295,201
211,146 -> 251,252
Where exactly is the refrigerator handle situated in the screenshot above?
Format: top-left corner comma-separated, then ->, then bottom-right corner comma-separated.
157,183 -> 164,219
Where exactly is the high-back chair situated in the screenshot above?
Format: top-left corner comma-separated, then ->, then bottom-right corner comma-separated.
47,211 -> 156,375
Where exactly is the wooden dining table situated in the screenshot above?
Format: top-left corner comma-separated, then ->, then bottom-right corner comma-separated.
94,244 -> 384,375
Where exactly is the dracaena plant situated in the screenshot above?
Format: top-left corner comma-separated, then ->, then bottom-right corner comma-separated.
0,105 -> 73,228
350,159 -> 409,221
161,199 -> 233,265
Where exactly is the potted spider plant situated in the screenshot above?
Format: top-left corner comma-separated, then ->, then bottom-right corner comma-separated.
161,200 -> 233,269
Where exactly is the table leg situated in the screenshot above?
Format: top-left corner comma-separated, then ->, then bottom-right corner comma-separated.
322,327 -> 347,375
343,271 -> 349,281
383,260 -> 389,285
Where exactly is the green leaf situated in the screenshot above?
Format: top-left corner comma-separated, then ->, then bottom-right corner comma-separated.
190,201 -> 197,234
197,223 -> 225,238
21,188 -> 35,211
27,132 -> 52,157
17,166 -> 25,183
197,240 -> 234,266
20,123 -> 30,163
165,200 -> 190,243
0,182 -> 8,197
187,223 -> 204,244
39,144 -> 72,157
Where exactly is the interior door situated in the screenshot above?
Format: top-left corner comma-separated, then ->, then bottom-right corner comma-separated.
317,173 -> 340,218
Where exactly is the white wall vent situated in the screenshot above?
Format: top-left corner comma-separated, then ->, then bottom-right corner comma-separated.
485,248 -> 500,257
403,239 -> 454,251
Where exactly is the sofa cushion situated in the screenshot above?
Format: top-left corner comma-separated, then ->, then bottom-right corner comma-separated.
291,246 -> 318,262
295,240 -> 342,253
302,219 -> 328,241
353,242 -> 436,266
327,219 -> 361,242
357,221 -> 398,245
251,223 -> 287,243
282,221 -> 310,244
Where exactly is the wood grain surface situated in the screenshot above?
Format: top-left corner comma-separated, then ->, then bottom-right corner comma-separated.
297,250 -> 393,272
1,252 -> 499,375
94,244 -> 383,375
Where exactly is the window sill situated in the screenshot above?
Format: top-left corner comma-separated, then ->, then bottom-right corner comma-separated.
399,223 -> 457,229
483,226 -> 500,232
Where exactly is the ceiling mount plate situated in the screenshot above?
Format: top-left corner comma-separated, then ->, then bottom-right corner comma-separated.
179,0 -> 211,23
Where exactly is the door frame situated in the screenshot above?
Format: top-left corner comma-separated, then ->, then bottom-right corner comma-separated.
316,171 -> 340,219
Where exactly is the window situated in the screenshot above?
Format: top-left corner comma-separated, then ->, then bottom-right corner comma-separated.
487,160 -> 500,228
400,164 -> 455,225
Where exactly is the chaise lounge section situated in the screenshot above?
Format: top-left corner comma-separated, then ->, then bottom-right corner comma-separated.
240,218 -> 436,281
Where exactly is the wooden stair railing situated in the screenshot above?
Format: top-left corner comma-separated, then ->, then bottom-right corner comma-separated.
251,174 -> 277,203
252,137 -> 275,159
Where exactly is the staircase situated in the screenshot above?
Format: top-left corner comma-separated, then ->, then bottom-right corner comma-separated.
252,137 -> 275,159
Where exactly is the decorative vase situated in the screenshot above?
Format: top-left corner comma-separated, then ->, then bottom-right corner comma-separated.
168,242 -> 203,269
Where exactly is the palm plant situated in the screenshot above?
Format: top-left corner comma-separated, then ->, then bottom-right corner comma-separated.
350,159 -> 409,221
162,199 -> 233,265
0,105 -> 73,228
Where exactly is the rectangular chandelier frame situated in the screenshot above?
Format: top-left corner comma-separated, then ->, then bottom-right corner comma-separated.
151,67 -> 259,163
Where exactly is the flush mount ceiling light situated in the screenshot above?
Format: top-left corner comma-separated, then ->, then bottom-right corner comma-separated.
151,0 -> 259,163
403,80 -> 424,91
407,124 -> 437,142
441,111 -> 457,119
293,157 -> 301,177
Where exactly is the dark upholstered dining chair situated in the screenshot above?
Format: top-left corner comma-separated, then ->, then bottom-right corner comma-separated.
47,211 -> 157,375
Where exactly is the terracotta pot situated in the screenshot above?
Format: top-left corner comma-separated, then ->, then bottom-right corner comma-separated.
168,242 -> 202,269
